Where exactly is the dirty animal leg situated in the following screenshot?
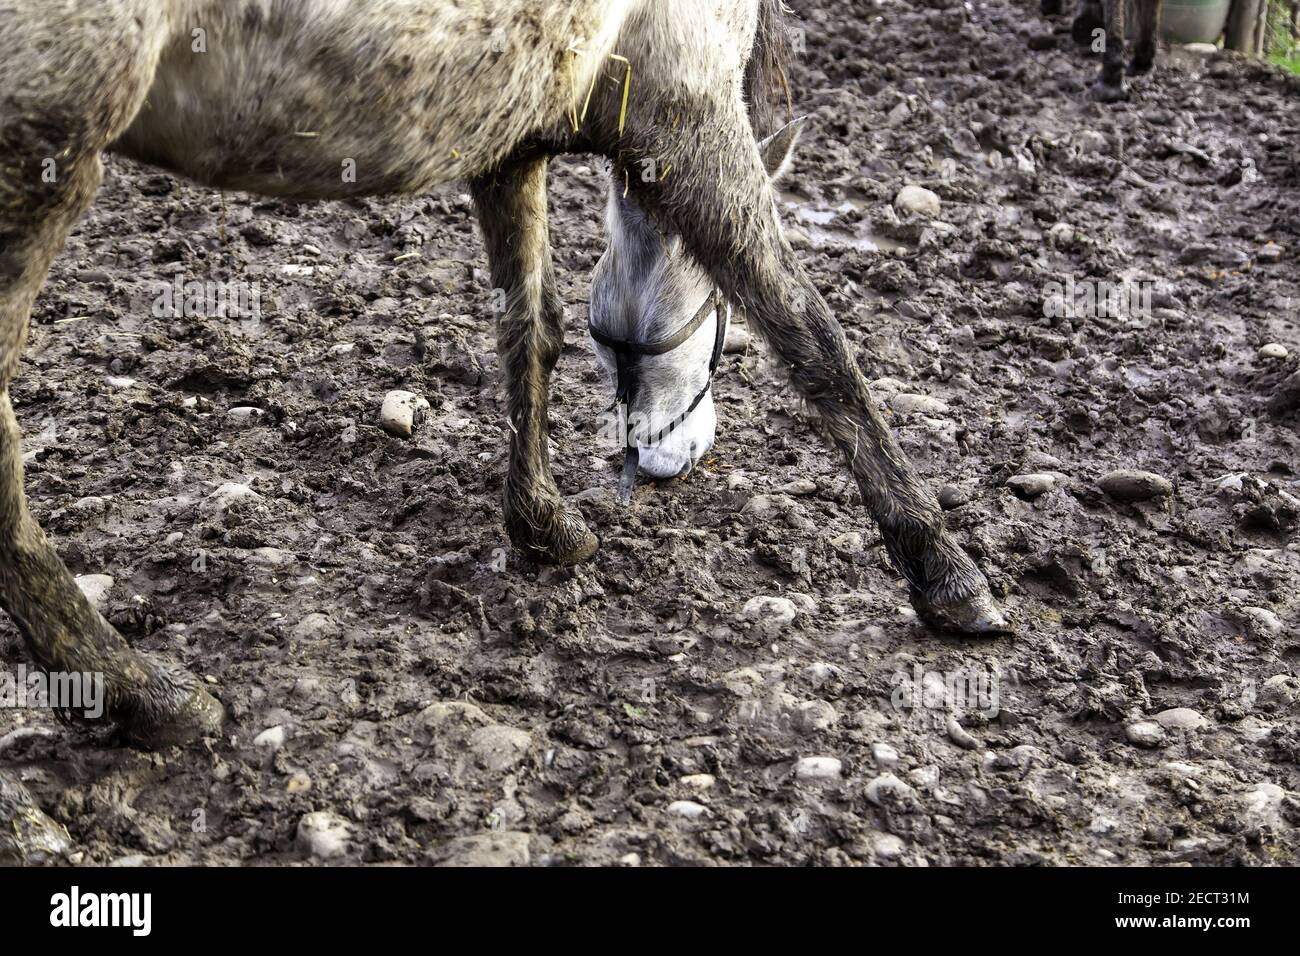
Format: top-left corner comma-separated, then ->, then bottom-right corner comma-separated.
1072,0 -> 1106,45
0,153 -> 223,748
1129,0 -> 1162,74
471,157 -> 598,565
615,107 -> 1008,634
1091,0 -> 1129,101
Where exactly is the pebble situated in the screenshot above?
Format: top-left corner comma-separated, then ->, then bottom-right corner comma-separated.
253,725 -> 287,750
937,484 -> 969,509
829,531 -> 863,553
679,774 -> 716,790
1258,343 -> 1288,361
74,573 -> 115,612
1241,606 -> 1282,637
865,773 -> 916,805
740,492 -> 797,517
296,812 -> 352,860
945,716 -> 979,750
742,595 -> 798,631
871,743 -> 900,769
1099,469 -> 1172,502
104,376 -> 137,390
874,833 -> 906,861
666,800 -> 709,819
226,406 -> 264,427
1006,473 -> 1056,499
723,323 -> 751,353
793,756 -> 843,781
379,389 -> 431,439
1125,720 -> 1167,748
894,185 -> 941,218
1047,222 -> 1076,245
204,482 -> 262,513
794,700 -> 838,734
891,393 -> 949,416
1154,707 -> 1208,732
776,478 -> 817,496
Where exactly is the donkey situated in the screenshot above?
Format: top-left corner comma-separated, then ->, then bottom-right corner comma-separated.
0,0 -> 1010,754
1041,0 -> 1165,101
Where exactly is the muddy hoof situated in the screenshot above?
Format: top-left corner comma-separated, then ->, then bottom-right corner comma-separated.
511,507 -> 599,566
121,670 -> 225,750
1088,79 -> 1127,103
1128,56 -> 1154,76
913,588 -> 1014,636
0,773 -> 72,866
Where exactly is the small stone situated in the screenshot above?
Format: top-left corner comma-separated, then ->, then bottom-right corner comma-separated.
1006,473 -> 1056,499
328,342 -> 355,357
1258,343 -> 1288,361
74,574 -> 115,612
226,406 -> 264,427
793,756 -> 843,781
1183,42 -> 1219,55
1154,707 -> 1208,732
619,852 -> 642,866
1125,720 -> 1166,748
794,700 -> 837,734
680,773 -> 716,790
1047,222 -> 1076,246
253,725 -> 287,750
894,185 -> 941,218
865,773 -> 916,805
296,811 -> 352,860
891,393 -> 949,416
666,800 -> 709,819
204,482 -> 262,513
1241,606 -> 1282,638
874,833 -> 906,861
104,375 -> 137,390
829,531 -> 863,553
379,389 -> 431,439
1215,473 -> 1246,495
742,595 -> 798,632
286,772 -> 313,794
740,492 -> 797,517
723,323 -> 751,354
1100,469 -> 1172,502
776,478 -> 817,496
937,484 -> 969,509
871,743 -> 900,769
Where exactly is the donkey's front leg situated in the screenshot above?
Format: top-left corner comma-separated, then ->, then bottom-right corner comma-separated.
471,157 -> 598,565
620,109 -> 1008,634
1091,0 -> 1129,101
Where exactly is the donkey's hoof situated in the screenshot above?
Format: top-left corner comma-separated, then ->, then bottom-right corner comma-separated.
913,588 -> 1014,637
0,773 -> 72,866
1088,79 -> 1127,103
511,507 -> 599,566
121,670 -> 224,750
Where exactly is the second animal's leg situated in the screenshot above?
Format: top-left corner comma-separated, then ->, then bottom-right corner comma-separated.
471,157 -> 598,565
1129,0 -> 1162,74
1091,0 -> 1129,101
1072,0 -> 1106,46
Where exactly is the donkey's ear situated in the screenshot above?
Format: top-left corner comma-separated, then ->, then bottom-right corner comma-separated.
758,116 -> 807,181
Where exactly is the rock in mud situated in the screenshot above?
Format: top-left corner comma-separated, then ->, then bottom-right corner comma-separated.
872,743 -> 900,769
1125,720 -> 1167,748
894,185 -> 941,218
226,406 -> 265,427
794,700 -> 838,734
1154,708 -> 1208,732
1006,473 -> 1056,499
874,833 -> 906,861
723,323 -> 751,353
466,724 -> 531,772
865,773 -> 916,806
379,389 -> 431,439
742,595 -> 798,632
667,800 -> 710,819
295,811 -> 352,860
794,756 -> 843,781
1100,470 -> 1172,502
253,725 -> 287,751
680,774 -> 716,790
1258,343 -> 1288,361
74,573 -> 115,612
937,484 -> 969,509
204,482 -> 262,514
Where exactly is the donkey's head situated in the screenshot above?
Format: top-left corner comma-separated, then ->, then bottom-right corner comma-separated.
589,119 -> 804,489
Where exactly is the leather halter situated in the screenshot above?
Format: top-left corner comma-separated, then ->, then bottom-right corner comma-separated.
589,291 -> 727,500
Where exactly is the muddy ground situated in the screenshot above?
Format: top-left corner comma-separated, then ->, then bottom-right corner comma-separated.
2,0 -> 1299,866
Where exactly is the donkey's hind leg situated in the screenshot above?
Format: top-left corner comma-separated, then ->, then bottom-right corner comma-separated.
471,157 -> 599,565
617,105 -> 1008,634
1129,0 -> 1162,74
0,7 -> 223,747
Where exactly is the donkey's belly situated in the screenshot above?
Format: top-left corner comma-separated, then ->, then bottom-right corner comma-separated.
111,0 -> 631,199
